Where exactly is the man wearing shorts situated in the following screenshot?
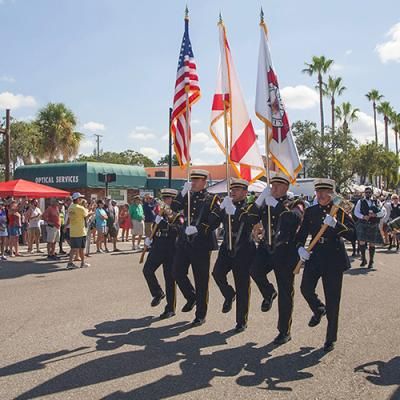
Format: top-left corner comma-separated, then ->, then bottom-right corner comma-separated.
129,195 -> 144,250
43,198 -> 61,260
67,192 -> 90,269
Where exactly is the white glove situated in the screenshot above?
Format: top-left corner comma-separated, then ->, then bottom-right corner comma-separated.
144,237 -> 153,247
265,195 -> 279,208
298,246 -> 311,262
155,215 -> 163,225
323,214 -> 337,228
220,197 -> 236,215
181,182 -> 192,197
255,187 -> 271,207
185,225 -> 198,236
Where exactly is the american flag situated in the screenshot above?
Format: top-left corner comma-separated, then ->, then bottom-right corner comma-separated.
171,11 -> 201,167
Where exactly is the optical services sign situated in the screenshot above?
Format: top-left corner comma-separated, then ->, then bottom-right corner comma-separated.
35,176 -> 80,185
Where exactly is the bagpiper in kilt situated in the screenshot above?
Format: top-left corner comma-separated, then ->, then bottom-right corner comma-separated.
354,187 -> 386,268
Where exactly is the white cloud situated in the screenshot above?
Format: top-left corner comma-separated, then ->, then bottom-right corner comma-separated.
140,147 -> 161,161
201,145 -> 221,156
79,138 -> 95,154
351,111 -> 395,148
345,49 -> 353,55
135,125 -> 151,132
0,92 -> 36,109
83,121 -> 105,132
192,119 -> 201,125
280,85 -> 319,110
130,132 -> 156,140
130,125 -> 156,140
192,132 -> 210,144
331,63 -> 344,72
376,22 -> 400,63
0,75 -> 15,83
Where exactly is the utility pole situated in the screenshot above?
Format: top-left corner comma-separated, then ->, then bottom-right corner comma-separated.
94,134 -> 103,159
0,109 -> 11,181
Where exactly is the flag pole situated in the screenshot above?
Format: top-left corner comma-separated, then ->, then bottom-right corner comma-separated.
261,8 -> 272,246
220,14 -> 233,251
185,7 -> 191,226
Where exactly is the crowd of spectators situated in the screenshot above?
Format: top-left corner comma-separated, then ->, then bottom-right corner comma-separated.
0,192 -> 161,264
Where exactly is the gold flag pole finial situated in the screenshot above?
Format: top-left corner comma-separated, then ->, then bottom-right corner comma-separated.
185,5 -> 189,20
219,12 -> 223,25
260,7 -> 264,23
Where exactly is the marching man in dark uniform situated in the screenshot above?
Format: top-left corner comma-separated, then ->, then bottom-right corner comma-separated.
387,194 -> 400,251
297,178 -> 354,352
142,189 -> 181,319
353,187 -> 386,268
250,172 -> 304,345
249,172 -> 291,312
171,169 -> 219,326
210,178 -> 260,333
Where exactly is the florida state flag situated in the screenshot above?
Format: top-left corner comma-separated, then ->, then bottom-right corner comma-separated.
210,18 -> 265,183
255,16 -> 302,183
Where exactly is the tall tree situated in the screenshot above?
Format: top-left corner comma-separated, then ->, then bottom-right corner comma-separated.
365,89 -> 384,145
377,101 -> 393,150
302,56 -> 334,137
76,150 -> 155,167
335,102 -> 359,138
36,103 -> 81,161
390,111 -> 400,157
323,76 -> 346,133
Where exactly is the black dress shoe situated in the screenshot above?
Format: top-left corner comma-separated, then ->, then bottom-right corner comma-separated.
181,299 -> 196,312
261,291 -> 277,312
273,333 -> 292,345
308,307 -> 326,327
222,295 -> 236,313
191,317 -> 205,327
235,323 -> 247,333
159,310 -> 176,319
367,261 -> 374,269
151,293 -> 165,307
323,341 -> 335,352
360,259 -> 367,267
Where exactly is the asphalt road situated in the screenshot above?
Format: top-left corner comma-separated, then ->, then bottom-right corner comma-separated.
0,242 -> 399,400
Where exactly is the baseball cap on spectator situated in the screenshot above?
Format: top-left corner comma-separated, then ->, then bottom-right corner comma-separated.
71,192 -> 85,201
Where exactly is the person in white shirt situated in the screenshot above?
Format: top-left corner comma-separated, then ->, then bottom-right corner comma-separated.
25,199 -> 43,253
354,188 -> 386,268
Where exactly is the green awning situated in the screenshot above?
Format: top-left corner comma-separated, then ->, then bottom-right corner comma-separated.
15,162 -> 147,189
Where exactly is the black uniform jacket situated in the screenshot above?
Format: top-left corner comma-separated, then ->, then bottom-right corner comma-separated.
171,189 -> 219,251
152,211 -> 182,248
209,199 -> 260,256
295,202 -> 355,270
257,196 -> 303,267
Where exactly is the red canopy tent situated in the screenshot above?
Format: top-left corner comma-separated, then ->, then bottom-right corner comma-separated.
0,179 -> 70,198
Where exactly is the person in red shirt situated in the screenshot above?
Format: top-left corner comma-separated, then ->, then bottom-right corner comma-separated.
43,198 -> 61,260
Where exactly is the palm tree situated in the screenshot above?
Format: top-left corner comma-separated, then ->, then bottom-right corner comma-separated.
302,56 -> 334,137
323,76 -> 346,133
390,111 -> 400,157
377,101 -> 393,150
35,103 -> 80,162
366,89 -> 384,145
335,102 -> 359,137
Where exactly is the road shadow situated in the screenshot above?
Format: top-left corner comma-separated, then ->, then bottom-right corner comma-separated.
345,267 -> 375,276
0,260 -> 70,279
0,347 -> 90,377
355,357 -> 400,399
14,316 -> 327,400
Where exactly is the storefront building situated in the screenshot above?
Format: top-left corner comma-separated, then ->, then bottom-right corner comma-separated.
15,162 -> 147,204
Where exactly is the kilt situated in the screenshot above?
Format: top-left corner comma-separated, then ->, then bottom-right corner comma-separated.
356,221 -> 383,244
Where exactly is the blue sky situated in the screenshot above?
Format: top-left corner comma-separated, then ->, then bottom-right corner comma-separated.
0,0 -> 399,164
